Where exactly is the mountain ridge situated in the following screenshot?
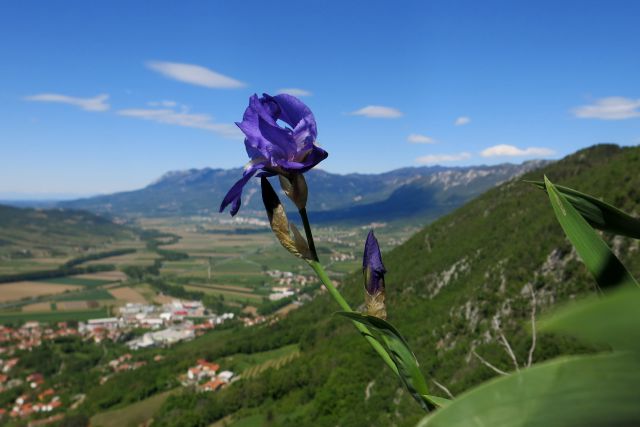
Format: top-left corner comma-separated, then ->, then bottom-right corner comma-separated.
59,160 -> 549,223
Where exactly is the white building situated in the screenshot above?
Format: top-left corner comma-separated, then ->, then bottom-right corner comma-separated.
125,326 -> 195,350
269,291 -> 295,301
217,370 -> 234,383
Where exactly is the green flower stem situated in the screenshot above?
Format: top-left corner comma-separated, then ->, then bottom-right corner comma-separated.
298,208 -> 319,261
307,259 -> 399,377
298,208 -> 398,376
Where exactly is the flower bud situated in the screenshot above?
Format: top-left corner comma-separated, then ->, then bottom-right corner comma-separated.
261,177 -> 312,259
363,230 -> 387,319
279,173 -> 308,210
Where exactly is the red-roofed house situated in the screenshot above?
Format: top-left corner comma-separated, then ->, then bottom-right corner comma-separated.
38,388 -> 54,401
201,378 -> 226,392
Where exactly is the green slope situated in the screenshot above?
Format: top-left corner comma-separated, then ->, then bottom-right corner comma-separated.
76,144 -> 640,427
0,204 -> 137,261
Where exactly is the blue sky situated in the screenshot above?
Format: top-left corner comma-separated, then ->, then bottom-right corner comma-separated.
1,0 -> 639,197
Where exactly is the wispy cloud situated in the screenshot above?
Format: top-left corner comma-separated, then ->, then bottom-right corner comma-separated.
349,105 -> 403,119
24,93 -> 110,112
481,144 -> 554,157
416,152 -> 471,164
407,133 -> 436,144
146,61 -> 245,89
454,116 -> 470,126
572,97 -> 640,120
117,106 -> 241,139
277,88 -> 312,97
148,100 -> 177,107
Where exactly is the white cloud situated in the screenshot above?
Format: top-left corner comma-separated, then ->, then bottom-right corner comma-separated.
455,116 -> 470,126
277,88 -> 312,97
481,144 -> 555,157
407,133 -> 436,144
572,97 -> 640,120
416,152 -> 471,164
148,100 -> 177,107
349,105 -> 403,119
146,61 -> 245,89
24,93 -> 110,112
117,107 -> 241,139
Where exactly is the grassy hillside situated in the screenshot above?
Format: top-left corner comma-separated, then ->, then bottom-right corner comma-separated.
0,204 -> 138,269
74,144 -> 639,427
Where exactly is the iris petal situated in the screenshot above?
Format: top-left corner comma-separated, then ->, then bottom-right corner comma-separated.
219,163 -> 264,216
220,93 -> 327,216
257,116 -> 296,157
363,230 -> 386,295
273,94 -> 316,134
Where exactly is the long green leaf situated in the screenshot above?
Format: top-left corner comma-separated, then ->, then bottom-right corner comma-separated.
544,176 -> 638,289
417,352 -> 640,427
422,395 -> 451,408
527,180 -> 640,238
336,312 -> 438,411
540,285 -> 640,352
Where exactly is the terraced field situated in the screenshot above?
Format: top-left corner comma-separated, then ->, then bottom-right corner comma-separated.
219,344 -> 301,378
90,388 -> 181,427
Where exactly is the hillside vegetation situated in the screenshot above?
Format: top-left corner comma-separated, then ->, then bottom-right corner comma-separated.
0,205 -> 137,263
140,144 -> 640,427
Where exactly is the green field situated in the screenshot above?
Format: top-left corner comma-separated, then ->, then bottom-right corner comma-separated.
91,388 -> 180,427
0,307 -> 110,323
184,284 -> 264,303
51,288 -> 115,302
40,277 -> 114,287
227,414 -> 265,427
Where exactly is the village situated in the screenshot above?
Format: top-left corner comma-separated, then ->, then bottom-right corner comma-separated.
0,259 -> 328,424
82,300 -> 236,350
0,298 -> 241,422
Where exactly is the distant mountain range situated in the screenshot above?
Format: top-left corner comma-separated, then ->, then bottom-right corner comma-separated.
58,161 -> 549,224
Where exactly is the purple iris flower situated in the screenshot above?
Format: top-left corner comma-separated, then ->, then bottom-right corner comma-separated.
219,93 -> 328,216
363,230 -> 386,295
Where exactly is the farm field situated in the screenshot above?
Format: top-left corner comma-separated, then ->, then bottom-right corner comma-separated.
86,250 -> 161,267
108,286 -> 148,303
0,281 -> 82,302
40,276 -> 115,287
52,288 -> 115,302
22,302 -> 53,312
0,307 -> 110,323
0,216 -> 418,324
184,284 -> 264,303
0,219 -> 142,276
75,270 -> 128,281
0,257 -> 67,275
126,217 -> 420,314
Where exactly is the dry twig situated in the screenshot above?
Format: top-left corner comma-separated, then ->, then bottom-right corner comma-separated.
472,349 -> 509,376
432,379 -> 455,399
527,283 -> 537,368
